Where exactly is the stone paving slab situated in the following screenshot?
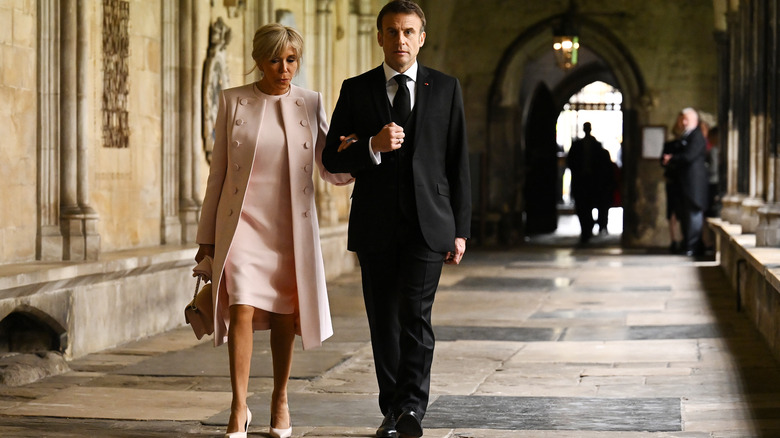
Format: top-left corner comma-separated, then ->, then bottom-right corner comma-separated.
506,339 -> 700,363
115,341 -> 346,378
3,386 -> 232,421
426,395 -> 681,432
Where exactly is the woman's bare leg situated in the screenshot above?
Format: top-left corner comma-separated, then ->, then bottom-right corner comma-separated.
269,312 -> 295,429
227,304 -> 255,433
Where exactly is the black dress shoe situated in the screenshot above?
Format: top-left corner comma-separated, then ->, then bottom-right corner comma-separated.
376,411 -> 397,438
395,409 -> 423,438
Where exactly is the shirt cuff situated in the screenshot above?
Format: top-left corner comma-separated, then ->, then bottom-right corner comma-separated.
369,137 -> 382,165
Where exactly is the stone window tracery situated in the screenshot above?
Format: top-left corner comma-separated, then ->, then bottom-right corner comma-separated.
102,0 -> 130,149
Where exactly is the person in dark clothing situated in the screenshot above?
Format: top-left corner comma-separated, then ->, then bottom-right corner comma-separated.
663,108 -> 708,256
566,122 -> 614,244
322,2 -> 471,437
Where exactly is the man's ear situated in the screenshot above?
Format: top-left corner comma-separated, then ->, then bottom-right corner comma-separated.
377,31 -> 384,47
419,31 -> 426,47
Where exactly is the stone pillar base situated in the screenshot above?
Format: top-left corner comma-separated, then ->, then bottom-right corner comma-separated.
161,217 -> 182,245
37,225 -> 63,261
61,207 -> 100,261
180,206 -> 200,243
61,215 -> 85,261
721,193 -> 746,224
741,197 -> 764,233
83,215 -> 100,261
757,203 -> 780,246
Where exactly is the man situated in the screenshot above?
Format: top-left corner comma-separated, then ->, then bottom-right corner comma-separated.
322,1 -> 471,437
663,108 -> 708,256
566,122 -> 613,244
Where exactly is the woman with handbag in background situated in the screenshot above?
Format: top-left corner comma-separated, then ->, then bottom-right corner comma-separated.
194,23 -> 352,438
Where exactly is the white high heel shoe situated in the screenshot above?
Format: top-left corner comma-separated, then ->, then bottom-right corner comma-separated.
224,407 -> 252,438
269,404 -> 292,438
269,424 -> 292,438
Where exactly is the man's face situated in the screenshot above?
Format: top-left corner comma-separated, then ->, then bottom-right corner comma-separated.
377,12 -> 426,73
682,112 -> 698,131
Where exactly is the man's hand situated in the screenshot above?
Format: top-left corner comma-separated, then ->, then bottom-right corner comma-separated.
445,237 -> 467,265
662,153 -> 672,166
371,123 -> 405,154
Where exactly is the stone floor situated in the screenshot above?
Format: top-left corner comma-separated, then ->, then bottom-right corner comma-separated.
1,214 -> 780,437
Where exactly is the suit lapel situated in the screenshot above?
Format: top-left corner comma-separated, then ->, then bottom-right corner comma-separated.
369,66 -> 393,125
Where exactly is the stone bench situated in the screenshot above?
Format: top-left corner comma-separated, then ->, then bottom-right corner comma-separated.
0,246 -> 195,359
709,218 -> 780,361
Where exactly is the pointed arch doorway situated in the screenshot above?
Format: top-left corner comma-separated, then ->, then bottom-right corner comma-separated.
481,15 -> 646,246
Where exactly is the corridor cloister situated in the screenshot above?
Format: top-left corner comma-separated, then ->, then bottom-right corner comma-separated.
3,0 -> 780,436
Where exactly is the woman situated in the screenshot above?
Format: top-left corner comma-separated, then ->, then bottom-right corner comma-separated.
195,24 -> 352,438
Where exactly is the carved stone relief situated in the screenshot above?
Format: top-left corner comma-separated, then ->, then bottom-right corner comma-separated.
202,17 -> 232,164
102,0 -> 130,149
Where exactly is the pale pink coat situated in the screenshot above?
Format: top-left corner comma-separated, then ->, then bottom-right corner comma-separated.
196,83 -> 352,349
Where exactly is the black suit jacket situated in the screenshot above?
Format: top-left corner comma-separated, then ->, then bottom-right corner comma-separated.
322,64 -> 471,253
668,127 -> 708,209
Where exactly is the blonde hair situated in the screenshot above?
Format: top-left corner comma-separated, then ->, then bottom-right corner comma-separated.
251,23 -> 303,73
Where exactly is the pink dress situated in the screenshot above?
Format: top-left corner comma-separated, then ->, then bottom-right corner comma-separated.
223,87 -> 296,315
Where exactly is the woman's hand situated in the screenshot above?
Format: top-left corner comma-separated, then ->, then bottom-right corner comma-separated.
337,134 -> 358,152
195,244 -> 215,263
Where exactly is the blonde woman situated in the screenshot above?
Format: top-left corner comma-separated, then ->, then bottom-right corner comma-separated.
195,23 -> 352,438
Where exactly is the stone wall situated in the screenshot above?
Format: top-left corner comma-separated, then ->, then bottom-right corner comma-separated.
0,2 -> 37,263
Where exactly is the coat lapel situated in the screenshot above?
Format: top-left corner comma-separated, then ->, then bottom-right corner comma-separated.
370,66 -> 393,125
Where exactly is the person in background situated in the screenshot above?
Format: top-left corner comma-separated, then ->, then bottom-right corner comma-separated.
566,122 -> 613,244
661,113 -> 685,254
701,125 -> 720,254
663,108 -> 708,257
195,23 -> 352,438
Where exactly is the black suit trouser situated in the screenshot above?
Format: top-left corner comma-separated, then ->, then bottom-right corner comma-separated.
357,227 -> 444,419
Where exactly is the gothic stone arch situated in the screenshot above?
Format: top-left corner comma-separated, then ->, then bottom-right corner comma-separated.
483,14 -> 649,246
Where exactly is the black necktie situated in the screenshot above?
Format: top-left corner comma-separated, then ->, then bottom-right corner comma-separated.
393,74 -> 411,123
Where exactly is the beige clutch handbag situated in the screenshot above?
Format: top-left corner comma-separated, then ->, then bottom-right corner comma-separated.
185,256 -> 214,340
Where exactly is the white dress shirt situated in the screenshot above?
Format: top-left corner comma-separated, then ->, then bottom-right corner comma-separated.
369,62 -> 419,164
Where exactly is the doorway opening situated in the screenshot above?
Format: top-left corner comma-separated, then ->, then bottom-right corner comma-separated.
557,81 -> 624,238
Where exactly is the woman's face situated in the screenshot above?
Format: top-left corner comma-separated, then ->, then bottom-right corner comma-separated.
258,44 -> 298,95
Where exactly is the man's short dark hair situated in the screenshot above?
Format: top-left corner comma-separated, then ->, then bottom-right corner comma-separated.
376,0 -> 426,33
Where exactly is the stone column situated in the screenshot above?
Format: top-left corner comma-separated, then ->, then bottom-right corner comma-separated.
161,0 -> 182,244
37,1 -> 64,260
179,0 -> 199,243
740,0 -> 766,233
59,0 -> 86,261
756,0 -> 780,246
722,9 -> 745,224
76,0 -> 100,260
314,0 -> 338,225
189,2 -> 202,221
357,0 -> 374,73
